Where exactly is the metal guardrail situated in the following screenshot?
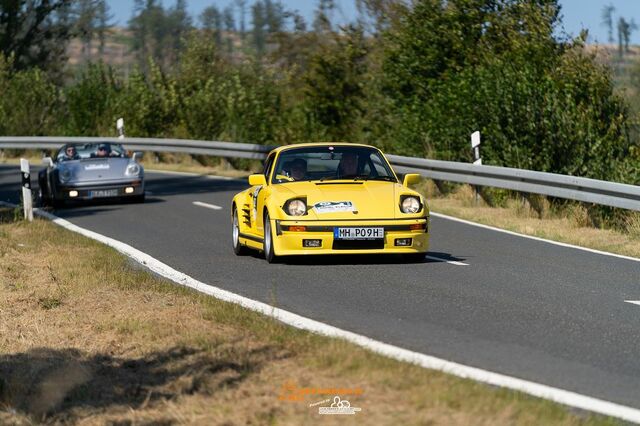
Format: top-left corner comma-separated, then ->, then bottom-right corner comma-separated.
1,136 -> 639,211
0,136 -> 271,160
388,155 -> 640,211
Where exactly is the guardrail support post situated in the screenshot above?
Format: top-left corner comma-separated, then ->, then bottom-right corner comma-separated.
20,158 -> 33,222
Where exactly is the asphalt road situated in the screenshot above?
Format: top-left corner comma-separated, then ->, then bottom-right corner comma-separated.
1,164 -> 640,410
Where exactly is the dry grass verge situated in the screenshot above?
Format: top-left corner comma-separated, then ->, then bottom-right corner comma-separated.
0,208 -> 618,425
414,180 -> 640,259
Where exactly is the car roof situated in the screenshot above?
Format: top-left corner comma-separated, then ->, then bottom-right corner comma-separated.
269,142 -> 381,155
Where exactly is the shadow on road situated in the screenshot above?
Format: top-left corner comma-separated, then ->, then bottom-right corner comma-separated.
245,251 -> 468,266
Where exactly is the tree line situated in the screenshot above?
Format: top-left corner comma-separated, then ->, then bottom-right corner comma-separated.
0,0 -> 637,185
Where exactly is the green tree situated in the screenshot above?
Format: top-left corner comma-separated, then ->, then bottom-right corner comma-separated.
223,5 -> 236,54
96,0 -> 113,56
201,5 -> 223,46
236,0 -> 248,42
65,64 -> 119,136
264,0 -> 285,34
313,0 -> 335,33
0,1 -> 75,74
167,0 -> 192,57
252,1 -> 267,56
601,4 -> 615,44
303,25 -> 369,141
381,0 -> 636,181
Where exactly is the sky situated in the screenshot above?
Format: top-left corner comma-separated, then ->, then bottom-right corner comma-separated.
106,0 -> 640,45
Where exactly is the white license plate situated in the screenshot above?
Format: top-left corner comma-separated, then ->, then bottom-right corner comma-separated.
89,189 -> 119,198
334,227 -> 384,240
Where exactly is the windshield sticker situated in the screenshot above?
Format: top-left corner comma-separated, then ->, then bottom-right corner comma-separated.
313,201 -> 355,213
84,164 -> 110,170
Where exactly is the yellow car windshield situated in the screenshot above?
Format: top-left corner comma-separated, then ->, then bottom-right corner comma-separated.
272,146 -> 397,184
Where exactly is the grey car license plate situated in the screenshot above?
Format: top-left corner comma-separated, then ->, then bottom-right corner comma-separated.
334,227 -> 384,240
89,189 -> 119,198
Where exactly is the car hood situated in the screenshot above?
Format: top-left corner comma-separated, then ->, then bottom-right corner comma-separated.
58,158 -> 133,182
272,180 -> 405,220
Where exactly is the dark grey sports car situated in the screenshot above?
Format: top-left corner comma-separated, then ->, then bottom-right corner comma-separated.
38,142 -> 145,206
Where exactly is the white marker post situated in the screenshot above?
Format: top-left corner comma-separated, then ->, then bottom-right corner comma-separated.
116,118 -> 125,139
20,159 -> 33,222
471,131 -> 481,165
471,131 -> 482,204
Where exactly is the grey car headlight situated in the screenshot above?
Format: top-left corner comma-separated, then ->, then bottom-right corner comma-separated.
401,196 -> 421,214
125,163 -> 141,176
59,168 -> 71,183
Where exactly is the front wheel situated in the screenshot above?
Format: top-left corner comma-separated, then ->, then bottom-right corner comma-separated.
37,178 -> 51,207
232,207 -> 249,256
405,253 -> 426,263
263,212 -> 278,263
128,193 -> 146,203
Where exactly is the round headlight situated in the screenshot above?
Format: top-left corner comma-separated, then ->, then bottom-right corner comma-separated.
401,196 -> 421,214
59,168 -> 71,183
287,199 -> 307,216
126,163 -> 141,176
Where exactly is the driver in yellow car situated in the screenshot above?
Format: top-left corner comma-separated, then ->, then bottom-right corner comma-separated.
289,158 -> 307,181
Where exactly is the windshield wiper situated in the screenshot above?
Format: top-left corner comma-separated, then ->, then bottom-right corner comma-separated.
354,175 -> 397,182
319,175 -> 350,182
318,174 -> 396,182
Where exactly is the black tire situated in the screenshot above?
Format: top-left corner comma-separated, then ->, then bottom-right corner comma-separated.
232,207 -> 249,256
263,212 -> 278,263
37,177 -> 51,207
132,193 -> 146,203
37,187 -> 48,207
51,197 -> 64,209
405,253 -> 426,263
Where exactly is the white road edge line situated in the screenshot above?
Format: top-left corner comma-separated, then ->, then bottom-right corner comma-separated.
424,255 -> 469,266
625,301 -> 640,306
431,211 -> 640,263
193,201 -> 223,210
4,202 -> 640,423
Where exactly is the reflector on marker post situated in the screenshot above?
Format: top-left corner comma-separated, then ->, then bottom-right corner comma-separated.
116,118 -> 125,140
471,131 -> 482,204
20,158 -> 33,222
471,131 -> 481,165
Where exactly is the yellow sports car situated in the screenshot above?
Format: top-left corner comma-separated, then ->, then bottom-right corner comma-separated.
231,143 -> 429,263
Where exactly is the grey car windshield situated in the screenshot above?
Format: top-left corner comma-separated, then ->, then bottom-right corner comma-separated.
272,146 -> 397,184
56,143 -> 127,162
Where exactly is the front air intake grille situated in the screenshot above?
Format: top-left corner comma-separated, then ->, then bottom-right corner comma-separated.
332,240 -> 384,250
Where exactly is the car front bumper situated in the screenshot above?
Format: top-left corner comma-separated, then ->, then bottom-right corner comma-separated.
270,217 -> 429,256
55,179 -> 144,200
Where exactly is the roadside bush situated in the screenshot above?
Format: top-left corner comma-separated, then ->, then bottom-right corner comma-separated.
381,0 -> 638,183
0,56 -> 59,136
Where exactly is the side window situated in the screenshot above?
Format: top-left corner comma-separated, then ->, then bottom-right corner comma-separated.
263,154 -> 275,181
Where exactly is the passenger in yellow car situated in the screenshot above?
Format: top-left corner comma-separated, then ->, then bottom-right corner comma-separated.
337,152 -> 359,177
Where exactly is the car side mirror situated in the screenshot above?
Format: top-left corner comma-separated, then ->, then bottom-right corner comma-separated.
42,157 -> 54,168
403,173 -> 421,187
248,174 -> 267,186
132,151 -> 144,161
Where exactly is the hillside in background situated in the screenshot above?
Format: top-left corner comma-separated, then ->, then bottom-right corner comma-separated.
66,27 -> 134,69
